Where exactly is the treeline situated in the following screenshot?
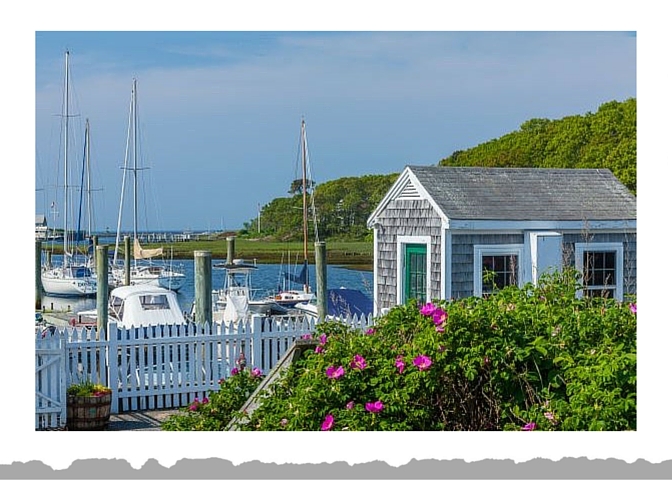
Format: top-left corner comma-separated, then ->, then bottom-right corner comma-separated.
240,173 -> 398,241
241,98 -> 636,241
440,98 -> 637,193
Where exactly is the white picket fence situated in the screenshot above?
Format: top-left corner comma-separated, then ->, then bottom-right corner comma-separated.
35,313 -> 375,429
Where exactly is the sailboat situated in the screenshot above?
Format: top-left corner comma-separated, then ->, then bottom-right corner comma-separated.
110,78 -> 186,291
267,118 -> 316,308
41,51 -> 97,297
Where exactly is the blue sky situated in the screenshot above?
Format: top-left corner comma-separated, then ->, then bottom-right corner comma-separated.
34,30 -> 636,233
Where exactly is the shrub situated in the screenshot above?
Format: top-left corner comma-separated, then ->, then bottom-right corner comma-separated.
238,270 -> 636,431
161,367 -> 263,431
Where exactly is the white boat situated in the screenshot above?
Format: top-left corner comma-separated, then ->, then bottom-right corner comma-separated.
265,118 -> 317,307
78,284 -> 187,328
41,51 -> 97,297
110,78 -> 186,291
212,259 -> 285,322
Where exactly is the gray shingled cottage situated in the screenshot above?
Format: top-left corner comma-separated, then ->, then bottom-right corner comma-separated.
366,166 -> 637,315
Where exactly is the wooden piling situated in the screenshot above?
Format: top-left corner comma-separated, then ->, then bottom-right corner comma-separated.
315,241 -> 327,322
96,245 -> 109,336
226,236 -> 235,264
124,235 -> 131,285
194,250 -> 212,325
35,239 -> 43,310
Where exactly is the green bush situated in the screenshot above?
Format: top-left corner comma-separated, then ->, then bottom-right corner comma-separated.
162,271 -> 636,431
161,367 -> 263,431
240,270 -> 636,431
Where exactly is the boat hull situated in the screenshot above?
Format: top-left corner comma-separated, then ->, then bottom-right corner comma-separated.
41,269 -> 97,297
111,266 -> 186,291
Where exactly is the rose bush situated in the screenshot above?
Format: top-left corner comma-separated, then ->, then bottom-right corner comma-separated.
162,270 -> 636,431
161,367 -> 263,431
238,270 -> 636,431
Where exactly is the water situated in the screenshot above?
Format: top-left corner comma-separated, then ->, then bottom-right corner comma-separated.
40,259 -> 373,315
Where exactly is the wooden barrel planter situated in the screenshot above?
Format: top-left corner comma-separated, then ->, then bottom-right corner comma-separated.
66,393 -> 112,431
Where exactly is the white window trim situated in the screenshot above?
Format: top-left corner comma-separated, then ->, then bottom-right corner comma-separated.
473,244 -> 524,297
574,242 -> 624,300
396,235 -> 432,306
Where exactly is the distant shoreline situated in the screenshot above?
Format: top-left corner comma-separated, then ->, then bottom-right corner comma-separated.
40,238 -> 374,271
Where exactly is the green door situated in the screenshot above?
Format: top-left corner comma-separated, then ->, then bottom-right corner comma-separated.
404,244 -> 427,304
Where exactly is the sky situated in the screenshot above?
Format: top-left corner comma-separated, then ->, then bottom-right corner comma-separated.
5,0 -> 672,471
34,30 -> 637,233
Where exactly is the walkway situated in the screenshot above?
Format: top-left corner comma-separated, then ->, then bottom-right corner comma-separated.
107,409 -> 182,431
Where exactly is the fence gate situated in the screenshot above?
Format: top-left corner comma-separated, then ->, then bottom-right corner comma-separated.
35,332 -> 67,430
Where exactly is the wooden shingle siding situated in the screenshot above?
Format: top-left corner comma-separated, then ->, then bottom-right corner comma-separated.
450,233 -> 524,299
374,199 -> 443,311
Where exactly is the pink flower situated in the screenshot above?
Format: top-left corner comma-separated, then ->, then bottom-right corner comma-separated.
301,333 -> 312,339
413,354 -> 432,371
522,422 -> 537,431
629,303 -> 637,314
315,345 -> 324,354
280,418 -> 288,426
321,414 -> 334,431
394,355 -> 405,374
365,328 -> 376,335
251,367 -> 262,377
326,365 -> 344,379
435,325 -> 445,333
544,412 -> 557,424
230,367 -> 239,376
202,396 -> 209,404
346,401 -> 355,410
350,354 -> 367,370
218,377 -> 226,384
189,403 -> 198,411
365,401 -> 384,413
319,333 -> 327,345
420,303 -> 438,316
432,308 -> 447,326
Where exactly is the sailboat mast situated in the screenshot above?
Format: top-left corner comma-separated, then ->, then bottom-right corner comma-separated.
62,50 -> 70,268
132,78 -> 139,249
301,118 -> 310,293
85,119 -> 92,239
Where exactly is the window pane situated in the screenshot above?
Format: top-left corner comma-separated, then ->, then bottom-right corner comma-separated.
482,254 -> 518,294
583,250 -> 616,293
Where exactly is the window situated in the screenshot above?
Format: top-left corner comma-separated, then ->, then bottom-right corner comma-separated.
139,294 -> 170,310
575,243 -> 623,300
474,245 -> 524,297
404,244 -> 427,304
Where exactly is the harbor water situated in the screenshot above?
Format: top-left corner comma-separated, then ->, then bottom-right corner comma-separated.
39,259 -> 373,316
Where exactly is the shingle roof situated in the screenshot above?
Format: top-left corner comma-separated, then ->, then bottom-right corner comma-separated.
408,166 -> 636,221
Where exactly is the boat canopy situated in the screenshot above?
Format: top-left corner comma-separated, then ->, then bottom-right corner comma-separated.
109,285 -> 186,328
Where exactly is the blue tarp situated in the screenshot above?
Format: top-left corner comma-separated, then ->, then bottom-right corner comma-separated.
326,288 -> 373,318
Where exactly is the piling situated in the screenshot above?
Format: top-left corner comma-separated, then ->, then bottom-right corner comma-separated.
194,250 -> 212,325
35,240 -> 43,310
96,245 -> 109,335
226,236 -> 235,264
315,241 -> 327,322
124,235 -> 131,285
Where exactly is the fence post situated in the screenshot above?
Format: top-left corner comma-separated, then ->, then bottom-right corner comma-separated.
251,315 -> 263,370
107,322 -> 119,414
